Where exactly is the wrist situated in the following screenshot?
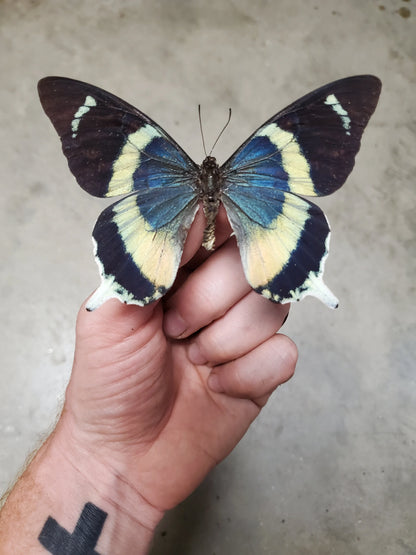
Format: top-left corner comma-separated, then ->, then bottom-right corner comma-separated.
0,422 -> 165,554
39,427 -> 164,553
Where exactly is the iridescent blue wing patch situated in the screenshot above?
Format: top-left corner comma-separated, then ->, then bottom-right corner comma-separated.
221,75 -> 381,307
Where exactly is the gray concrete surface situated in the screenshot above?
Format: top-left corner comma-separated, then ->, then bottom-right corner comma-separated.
1,1 -> 415,553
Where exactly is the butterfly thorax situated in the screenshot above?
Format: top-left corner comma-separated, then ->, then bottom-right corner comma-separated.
198,156 -> 223,251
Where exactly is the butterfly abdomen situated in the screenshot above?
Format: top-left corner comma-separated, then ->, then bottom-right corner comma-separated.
198,156 -> 223,251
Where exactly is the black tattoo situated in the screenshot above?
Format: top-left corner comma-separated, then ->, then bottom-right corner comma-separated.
38,502 -> 107,554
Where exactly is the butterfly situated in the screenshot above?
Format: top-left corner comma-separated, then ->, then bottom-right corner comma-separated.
38,75 -> 381,311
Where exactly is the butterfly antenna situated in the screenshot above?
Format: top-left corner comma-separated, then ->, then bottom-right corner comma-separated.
198,104 -> 208,157
209,108 -> 232,156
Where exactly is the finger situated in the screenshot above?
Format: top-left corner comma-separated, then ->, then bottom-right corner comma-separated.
76,296 -> 161,350
180,206 -> 206,266
164,206 -> 233,302
164,238 -> 251,338
207,334 -> 298,407
188,292 -> 289,365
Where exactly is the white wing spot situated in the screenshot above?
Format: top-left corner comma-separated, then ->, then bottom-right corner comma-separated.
71,95 -> 97,138
324,94 -> 351,136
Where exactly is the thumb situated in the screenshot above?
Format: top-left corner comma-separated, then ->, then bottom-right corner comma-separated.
75,297 -> 163,362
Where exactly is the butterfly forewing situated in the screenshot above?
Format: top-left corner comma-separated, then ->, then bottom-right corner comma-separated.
38,77 -> 198,198
222,75 -> 381,197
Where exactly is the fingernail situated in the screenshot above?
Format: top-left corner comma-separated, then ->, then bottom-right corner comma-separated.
164,310 -> 187,338
188,343 -> 207,365
208,373 -> 223,393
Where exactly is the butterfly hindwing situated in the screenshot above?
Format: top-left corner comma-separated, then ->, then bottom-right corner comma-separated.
87,186 -> 199,309
38,77 -> 198,198
222,186 -> 338,307
221,75 -> 381,306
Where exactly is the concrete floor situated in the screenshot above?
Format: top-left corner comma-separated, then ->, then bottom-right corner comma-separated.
1,0 -> 415,553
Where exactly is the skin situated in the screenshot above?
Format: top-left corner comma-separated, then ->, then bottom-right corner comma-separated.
0,208 -> 297,553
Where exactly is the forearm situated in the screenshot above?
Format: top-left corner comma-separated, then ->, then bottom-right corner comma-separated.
0,430 -> 164,554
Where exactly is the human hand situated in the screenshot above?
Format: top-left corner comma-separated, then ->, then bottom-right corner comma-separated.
58,208 -> 297,511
